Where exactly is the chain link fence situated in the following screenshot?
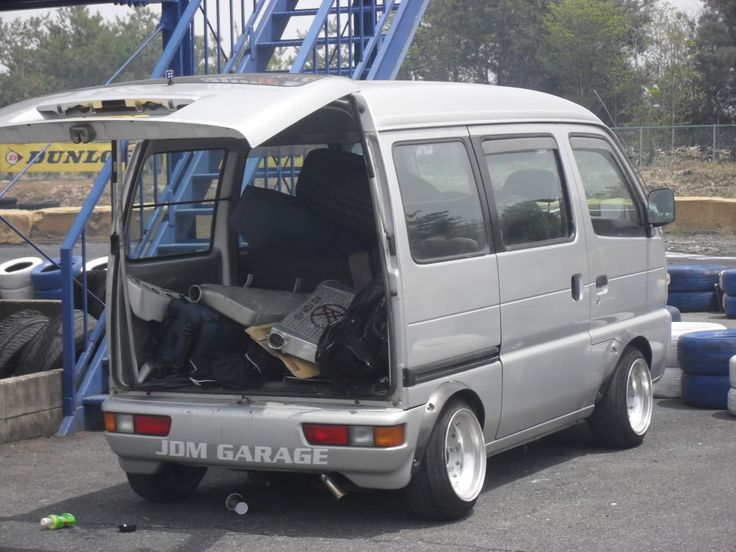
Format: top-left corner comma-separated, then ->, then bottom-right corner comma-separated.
612,125 -> 736,165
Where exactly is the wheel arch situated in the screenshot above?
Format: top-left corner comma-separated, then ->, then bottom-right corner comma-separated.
595,336 -> 652,404
411,381 -> 485,473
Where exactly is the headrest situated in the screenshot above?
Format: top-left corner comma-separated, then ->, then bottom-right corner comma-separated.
503,169 -> 560,202
295,149 -> 376,240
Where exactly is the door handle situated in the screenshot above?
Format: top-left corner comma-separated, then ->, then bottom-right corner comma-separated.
571,273 -> 583,301
596,275 -> 608,288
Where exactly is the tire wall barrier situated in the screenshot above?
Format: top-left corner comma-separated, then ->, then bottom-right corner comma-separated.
671,197 -> 736,233
0,207 -> 111,244
678,329 -> 736,409
719,270 -> 736,319
667,264 -> 727,313
729,356 -> 736,417
654,321 -> 726,399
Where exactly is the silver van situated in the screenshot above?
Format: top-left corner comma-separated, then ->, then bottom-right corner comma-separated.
0,75 -> 674,520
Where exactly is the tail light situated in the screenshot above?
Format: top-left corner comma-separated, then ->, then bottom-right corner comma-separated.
104,412 -> 171,436
303,423 -> 405,448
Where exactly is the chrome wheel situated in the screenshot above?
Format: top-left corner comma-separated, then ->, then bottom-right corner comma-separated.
444,408 -> 486,502
626,358 -> 653,435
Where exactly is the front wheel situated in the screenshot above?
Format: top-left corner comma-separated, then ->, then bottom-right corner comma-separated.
589,348 -> 653,448
406,398 -> 486,520
126,463 -> 208,502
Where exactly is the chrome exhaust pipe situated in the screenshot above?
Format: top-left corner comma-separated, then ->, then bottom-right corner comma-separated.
320,474 -> 346,500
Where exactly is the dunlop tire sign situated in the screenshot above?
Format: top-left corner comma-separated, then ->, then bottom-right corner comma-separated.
0,143 -> 112,173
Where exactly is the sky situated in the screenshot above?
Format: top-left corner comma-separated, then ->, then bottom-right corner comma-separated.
0,0 -> 707,23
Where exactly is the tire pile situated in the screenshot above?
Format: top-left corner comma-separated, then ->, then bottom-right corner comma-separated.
0,309 -> 95,379
677,329 -> 736,409
31,256 -> 83,300
655,321 -> 726,399
719,269 -> 736,318
729,356 -> 736,417
0,257 -> 43,299
667,264 -> 727,313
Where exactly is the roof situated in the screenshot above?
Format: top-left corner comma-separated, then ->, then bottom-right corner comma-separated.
356,80 -> 601,130
0,75 -> 601,146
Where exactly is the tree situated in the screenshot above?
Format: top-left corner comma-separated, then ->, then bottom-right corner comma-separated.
696,0 -> 736,123
539,0 -> 644,125
398,0 -> 552,87
638,6 -> 702,124
0,7 -> 159,108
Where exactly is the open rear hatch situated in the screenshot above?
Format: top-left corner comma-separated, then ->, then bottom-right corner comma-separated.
0,75 -> 392,400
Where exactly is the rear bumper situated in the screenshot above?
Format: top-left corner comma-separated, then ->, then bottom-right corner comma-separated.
103,394 -> 424,490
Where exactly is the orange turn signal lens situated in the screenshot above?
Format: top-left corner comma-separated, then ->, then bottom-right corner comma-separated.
373,424 -> 405,448
104,412 -> 116,433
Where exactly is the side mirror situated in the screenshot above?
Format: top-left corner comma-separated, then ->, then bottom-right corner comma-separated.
646,188 -> 675,227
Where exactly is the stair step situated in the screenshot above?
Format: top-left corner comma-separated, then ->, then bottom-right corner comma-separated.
174,206 -> 214,217
155,242 -> 210,254
273,6 -> 367,17
82,394 -> 108,406
259,36 -> 367,48
192,172 -> 220,182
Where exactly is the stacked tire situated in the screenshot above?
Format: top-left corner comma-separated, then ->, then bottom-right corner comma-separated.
677,329 -> 736,409
654,321 -> 726,399
719,269 -> 736,318
0,310 -> 49,378
667,264 -> 727,312
0,257 -> 43,299
0,308 -> 95,379
729,356 -> 736,417
31,256 -> 83,300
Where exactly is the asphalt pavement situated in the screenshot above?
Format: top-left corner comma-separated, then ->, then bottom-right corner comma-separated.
0,398 -> 734,552
0,249 -> 734,551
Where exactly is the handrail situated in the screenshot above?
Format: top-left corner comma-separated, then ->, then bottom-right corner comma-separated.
59,0 -> 209,427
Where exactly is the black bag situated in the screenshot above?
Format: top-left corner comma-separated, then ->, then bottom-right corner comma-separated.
150,298 -> 247,374
315,278 -> 388,381
189,345 -> 288,389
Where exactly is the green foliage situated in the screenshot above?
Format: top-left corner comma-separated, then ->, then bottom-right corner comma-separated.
638,6 -> 702,124
399,0 -> 551,86
540,0 -> 642,124
696,0 -> 736,123
0,6 -> 159,108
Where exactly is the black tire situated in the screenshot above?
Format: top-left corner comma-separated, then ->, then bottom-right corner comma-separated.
126,463 -> 207,502
406,398 -> 486,521
0,310 -> 49,378
16,199 -> 61,210
0,196 -> 18,208
589,348 -> 653,449
14,310 -> 96,376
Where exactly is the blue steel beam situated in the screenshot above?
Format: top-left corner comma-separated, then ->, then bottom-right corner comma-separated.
366,0 -> 430,80
238,0 -> 298,73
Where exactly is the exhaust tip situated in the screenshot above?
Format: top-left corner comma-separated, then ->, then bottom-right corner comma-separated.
320,473 -> 346,500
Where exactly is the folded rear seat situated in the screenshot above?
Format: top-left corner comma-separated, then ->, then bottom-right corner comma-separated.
199,149 -> 378,327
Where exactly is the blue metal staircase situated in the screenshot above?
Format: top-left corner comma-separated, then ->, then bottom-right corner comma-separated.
45,0 -> 431,433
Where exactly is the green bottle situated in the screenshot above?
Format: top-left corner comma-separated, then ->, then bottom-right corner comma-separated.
40,513 -> 76,530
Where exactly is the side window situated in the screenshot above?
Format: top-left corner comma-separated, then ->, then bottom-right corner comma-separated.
483,137 -> 572,248
570,136 -> 643,237
393,141 -> 488,263
126,148 -> 225,259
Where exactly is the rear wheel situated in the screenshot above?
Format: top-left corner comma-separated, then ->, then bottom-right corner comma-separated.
406,398 -> 486,520
126,463 -> 207,502
589,348 -> 653,448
